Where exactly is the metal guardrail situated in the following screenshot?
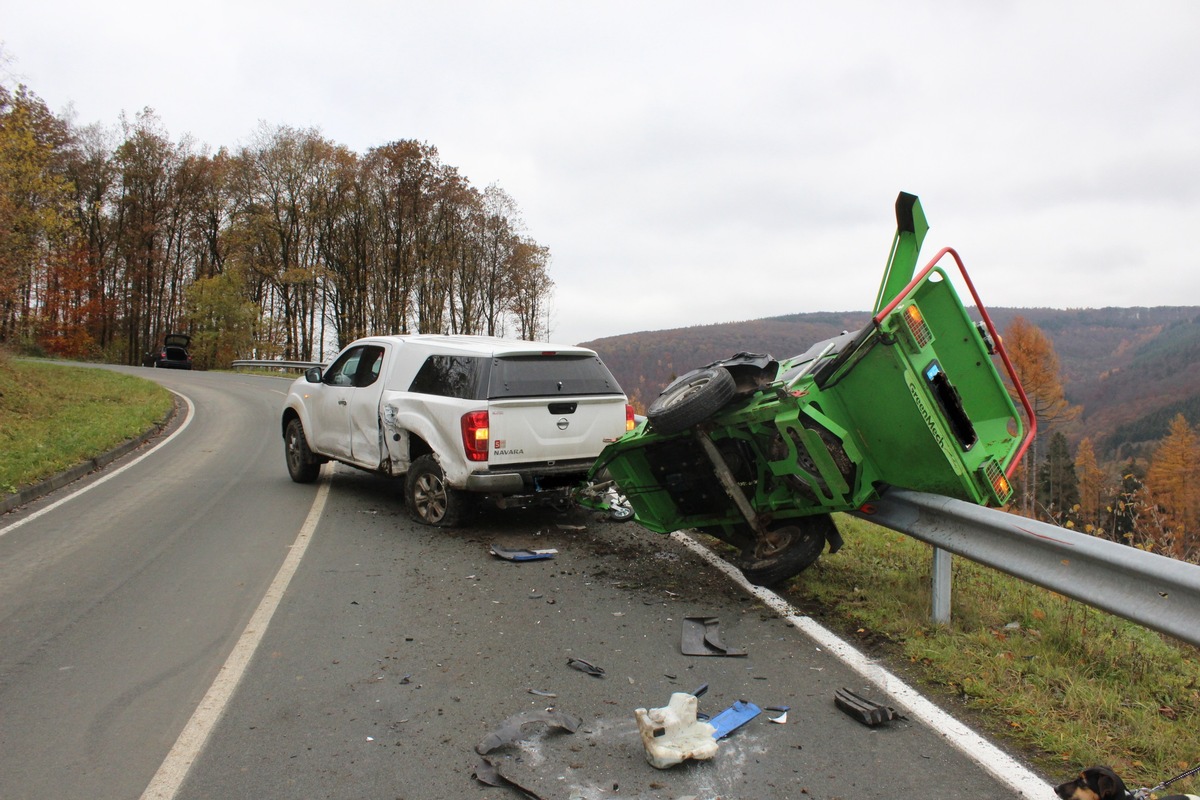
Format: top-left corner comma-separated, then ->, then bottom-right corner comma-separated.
851,488 -> 1200,648
231,359 -> 323,370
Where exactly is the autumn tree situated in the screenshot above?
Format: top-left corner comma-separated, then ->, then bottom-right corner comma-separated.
1074,436 -> 1109,534
1142,413 -> 1200,560
1,76 -> 556,366
1104,462 -> 1146,547
184,266 -> 256,369
229,124 -> 339,360
508,238 -> 553,341
1036,431 -> 1080,525
1004,316 -> 1080,514
0,85 -> 74,345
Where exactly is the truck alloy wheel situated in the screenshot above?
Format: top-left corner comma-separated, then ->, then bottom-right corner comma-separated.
405,455 -> 464,526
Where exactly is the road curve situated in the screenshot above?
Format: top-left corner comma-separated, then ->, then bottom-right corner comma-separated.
0,367 -> 1053,799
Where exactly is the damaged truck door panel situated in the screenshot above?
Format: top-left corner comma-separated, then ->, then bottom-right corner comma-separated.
282,335 -> 635,526
589,192 -> 1035,587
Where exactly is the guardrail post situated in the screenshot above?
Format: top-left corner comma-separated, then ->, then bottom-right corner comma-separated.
931,547 -> 952,624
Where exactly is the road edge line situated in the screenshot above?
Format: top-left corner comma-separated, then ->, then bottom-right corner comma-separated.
139,477 -> 331,800
669,530 -> 1053,799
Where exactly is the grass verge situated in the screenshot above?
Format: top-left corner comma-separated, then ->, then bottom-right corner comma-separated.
0,355 -> 173,495
780,515 -> 1200,793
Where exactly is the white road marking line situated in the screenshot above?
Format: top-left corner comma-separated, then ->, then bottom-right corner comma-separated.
140,477 -> 330,800
670,530 -> 1054,799
0,392 -> 195,538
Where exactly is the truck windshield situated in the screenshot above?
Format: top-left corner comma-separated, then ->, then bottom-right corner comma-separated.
488,355 -> 623,399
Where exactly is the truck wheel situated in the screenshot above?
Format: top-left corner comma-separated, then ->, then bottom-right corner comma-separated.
736,514 -> 836,587
406,455 -> 464,526
284,418 -> 321,483
646,367 -> 737,435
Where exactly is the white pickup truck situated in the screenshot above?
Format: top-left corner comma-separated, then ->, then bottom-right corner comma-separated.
281,334 -> 634,525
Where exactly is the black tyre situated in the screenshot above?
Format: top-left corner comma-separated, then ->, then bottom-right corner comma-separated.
405,455 -> 465,526
284,418 -> 321,483
736,514 -> 837,587
646,367 -> 737,435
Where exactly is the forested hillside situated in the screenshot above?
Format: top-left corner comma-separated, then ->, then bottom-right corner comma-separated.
583,305 -> 1200,460
0,84 -> 552,367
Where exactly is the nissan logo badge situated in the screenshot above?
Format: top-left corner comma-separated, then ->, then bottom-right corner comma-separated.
557,418 -> 570,430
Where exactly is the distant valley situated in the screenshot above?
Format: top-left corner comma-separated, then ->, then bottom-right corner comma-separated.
582,306 -> 1200,463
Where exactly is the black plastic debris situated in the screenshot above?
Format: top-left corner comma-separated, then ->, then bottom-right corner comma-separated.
681,616 -> 746,657
834,688 -> 903,726
475,709 -> 582,755
490,544 -> 557,561
566,657 -> 605,677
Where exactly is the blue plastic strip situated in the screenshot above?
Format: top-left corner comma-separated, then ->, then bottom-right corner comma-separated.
709,700 -> 761,739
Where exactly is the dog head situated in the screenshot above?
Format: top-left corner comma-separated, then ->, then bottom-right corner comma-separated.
1055,766 -> 1132,800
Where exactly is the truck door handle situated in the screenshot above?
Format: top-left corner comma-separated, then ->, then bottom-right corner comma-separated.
338,399 -> 348,406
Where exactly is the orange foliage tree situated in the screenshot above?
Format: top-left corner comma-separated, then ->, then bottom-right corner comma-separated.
1142,413 -> 1200,560
1004,316 -> 1079,514
1073,436 -> 1110,535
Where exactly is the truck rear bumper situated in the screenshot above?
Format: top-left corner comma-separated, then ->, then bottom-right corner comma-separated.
464,472 -> 526,493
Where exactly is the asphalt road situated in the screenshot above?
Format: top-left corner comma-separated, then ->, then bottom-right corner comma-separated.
0,367 -> 1053,799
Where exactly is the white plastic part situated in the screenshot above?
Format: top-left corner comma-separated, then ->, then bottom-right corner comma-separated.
634,692 -> 719,769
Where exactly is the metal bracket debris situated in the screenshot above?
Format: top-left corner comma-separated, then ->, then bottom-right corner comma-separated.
834,688 -> 903,726
566,656 -> 605,677
709,699 -> 761,739
681,616 -> 746,657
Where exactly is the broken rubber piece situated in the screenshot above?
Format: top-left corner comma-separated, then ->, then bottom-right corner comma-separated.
681,616 -> 746,657
473,757 -> 550,799
475,709 -> 582,755
834,688 -> 902,726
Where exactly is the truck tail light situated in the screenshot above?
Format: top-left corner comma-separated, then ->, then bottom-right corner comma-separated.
461,411 -> 489,462
626,403 -> 636,432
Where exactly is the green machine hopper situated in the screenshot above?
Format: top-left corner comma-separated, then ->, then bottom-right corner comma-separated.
589,193 -> 1035,586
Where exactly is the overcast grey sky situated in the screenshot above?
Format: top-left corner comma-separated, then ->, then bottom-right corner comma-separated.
4,1 -> 1198,344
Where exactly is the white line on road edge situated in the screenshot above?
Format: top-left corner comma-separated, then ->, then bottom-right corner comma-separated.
140,478 -> 331,800
669,531 -> 1054,799
0,392 -> 196,539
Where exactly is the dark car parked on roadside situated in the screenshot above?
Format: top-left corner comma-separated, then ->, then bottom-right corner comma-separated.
147,333 -> 193,369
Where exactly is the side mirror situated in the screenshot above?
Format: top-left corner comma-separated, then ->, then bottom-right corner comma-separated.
305,366 -> 323,383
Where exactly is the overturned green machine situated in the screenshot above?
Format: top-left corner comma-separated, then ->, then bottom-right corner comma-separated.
589,192 -> 1035,586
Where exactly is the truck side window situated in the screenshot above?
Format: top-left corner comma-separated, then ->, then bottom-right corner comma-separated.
408,355 -> 486,399
325,347 -> 364,387
355,346 -> 385,388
